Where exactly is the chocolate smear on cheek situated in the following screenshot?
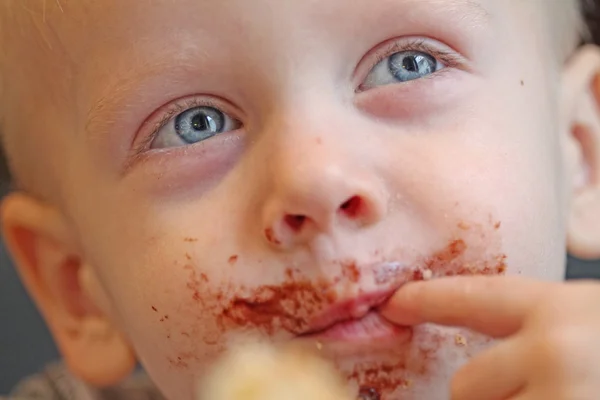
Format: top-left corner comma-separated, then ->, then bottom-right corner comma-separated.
375,220 -> 507,285
341,260 -> 361,283
421,238 -> 506,278
162,263 -> 223,369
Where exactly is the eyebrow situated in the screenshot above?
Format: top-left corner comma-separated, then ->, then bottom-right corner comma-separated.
85,59 -> 207,138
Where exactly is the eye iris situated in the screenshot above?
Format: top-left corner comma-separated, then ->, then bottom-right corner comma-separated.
388,51 -> 436,82
175,107 -> 224,143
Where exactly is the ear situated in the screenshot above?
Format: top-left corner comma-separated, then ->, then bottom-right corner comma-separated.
0,193 -> 136,387
562,45 -> 600,260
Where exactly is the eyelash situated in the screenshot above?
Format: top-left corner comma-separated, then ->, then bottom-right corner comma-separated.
377,39 -> 462,66
358,38 -> 466,88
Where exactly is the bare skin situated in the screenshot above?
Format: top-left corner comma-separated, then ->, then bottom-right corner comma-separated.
0,1 -> 599,399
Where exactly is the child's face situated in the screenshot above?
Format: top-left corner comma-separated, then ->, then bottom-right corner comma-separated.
4,0 -> 599,399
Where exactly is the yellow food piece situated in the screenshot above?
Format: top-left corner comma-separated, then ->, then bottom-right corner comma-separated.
198,343 -> 351,400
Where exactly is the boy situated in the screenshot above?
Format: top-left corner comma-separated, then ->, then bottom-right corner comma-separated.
1,0 -> 600,399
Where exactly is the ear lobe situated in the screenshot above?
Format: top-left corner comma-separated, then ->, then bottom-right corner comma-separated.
60,315 -> 138,387
562,46 -> 600,260
0,193 -> 137,386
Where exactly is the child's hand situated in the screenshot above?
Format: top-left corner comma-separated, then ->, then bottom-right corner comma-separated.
381,276 -> 600,400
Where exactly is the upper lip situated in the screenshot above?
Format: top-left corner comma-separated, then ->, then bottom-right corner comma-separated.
296,260 -> 415,336
300,287 -> 400,336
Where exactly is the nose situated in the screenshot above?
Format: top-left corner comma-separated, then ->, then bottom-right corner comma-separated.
261,128 -> 388,249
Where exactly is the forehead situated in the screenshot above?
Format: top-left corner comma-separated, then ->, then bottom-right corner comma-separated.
12,0 -> 571,94
69,0 -> 493,26
28,0 -> 532,52
6,0 -> 563,82
2,0 -> 572,128
1,0 -> 559,140
25,0 -> 539,86
55,0 -> 499,45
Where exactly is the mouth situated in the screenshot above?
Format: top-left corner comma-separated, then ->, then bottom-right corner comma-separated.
220,260 -> 424,340
301,311 -> 411,343
298,286 -> 410,343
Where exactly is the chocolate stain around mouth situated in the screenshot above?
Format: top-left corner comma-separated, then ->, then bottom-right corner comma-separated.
170,217 -> 507,395
217,227 -> 507,336
213,226 -> 506,397
218,274 -> 336,335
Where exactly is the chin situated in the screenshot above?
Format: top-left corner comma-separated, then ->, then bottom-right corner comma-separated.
199,324 -> 489,400
322,324 -> 491,400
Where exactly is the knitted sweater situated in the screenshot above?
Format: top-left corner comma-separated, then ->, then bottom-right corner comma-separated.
2,364 -> 164,400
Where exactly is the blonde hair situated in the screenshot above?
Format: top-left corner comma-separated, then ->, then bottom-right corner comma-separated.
0,0 -> 72,196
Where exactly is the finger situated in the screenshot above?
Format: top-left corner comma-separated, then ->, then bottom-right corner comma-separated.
451,338 -> 526,400
381,276 -> 553,337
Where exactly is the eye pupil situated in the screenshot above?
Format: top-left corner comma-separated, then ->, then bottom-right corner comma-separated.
402,56 -> 419,72
192,112 -> 217,132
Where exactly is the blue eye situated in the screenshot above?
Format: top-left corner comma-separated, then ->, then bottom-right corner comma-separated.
362,50 -> 443,89
151,106 -> 241,149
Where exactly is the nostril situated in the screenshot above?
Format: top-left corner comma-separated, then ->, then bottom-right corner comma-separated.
284,214 -> 307,232
339,196 -> 363,218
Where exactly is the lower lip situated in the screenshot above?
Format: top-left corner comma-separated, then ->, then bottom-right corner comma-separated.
304,312 -> 412,343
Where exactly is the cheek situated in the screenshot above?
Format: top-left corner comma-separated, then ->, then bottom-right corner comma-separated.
101,239 -> 227,366
98,240 -> 254,399
373,94 -> 565,280
75,205 -> 245,395
439,126 -> 565,279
